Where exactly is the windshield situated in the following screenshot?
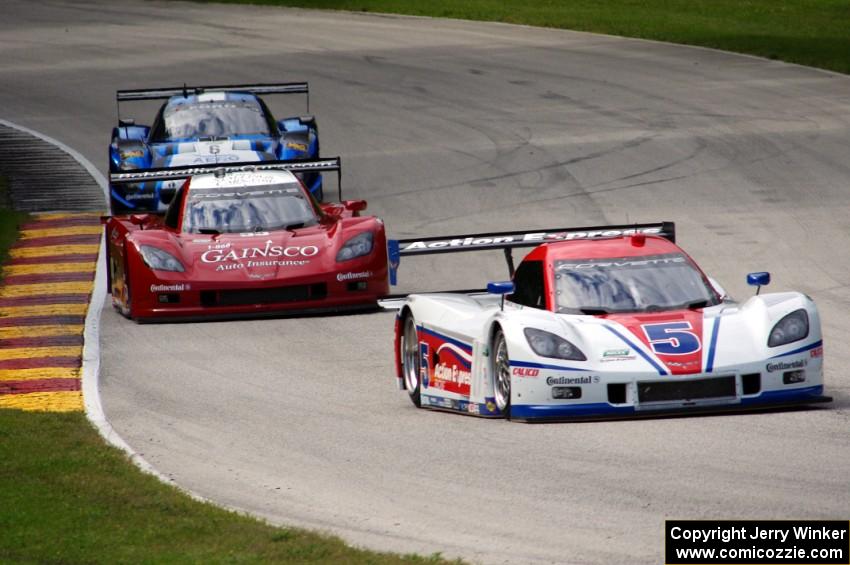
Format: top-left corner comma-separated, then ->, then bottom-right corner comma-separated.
155,101 -> 270,141
553,253 -> 717,314
183,184 -> 317,234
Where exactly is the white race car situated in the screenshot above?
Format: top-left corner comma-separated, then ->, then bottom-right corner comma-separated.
387,223 -> 830,421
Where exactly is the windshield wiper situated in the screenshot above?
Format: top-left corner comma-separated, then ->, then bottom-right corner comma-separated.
684,299 -> 709,309
283,222 -> 305,231
197,228 -> 221,235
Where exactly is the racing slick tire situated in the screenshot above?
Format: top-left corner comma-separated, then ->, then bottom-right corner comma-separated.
491,327 -> 511,418
116,255 -> 132,320
401,313 -> 422,407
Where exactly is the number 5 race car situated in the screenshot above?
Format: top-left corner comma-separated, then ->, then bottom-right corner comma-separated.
387,223 -> 830,421
105,158 -> 388,322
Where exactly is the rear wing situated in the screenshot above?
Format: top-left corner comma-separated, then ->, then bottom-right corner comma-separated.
387,222 -> 675,286
109,157 -> 344,200
116,82 -> 311,121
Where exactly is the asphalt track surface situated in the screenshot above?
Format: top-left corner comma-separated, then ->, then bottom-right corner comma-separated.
3,2 -> 850,563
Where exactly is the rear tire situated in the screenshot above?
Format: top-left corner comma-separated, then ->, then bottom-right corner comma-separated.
401,314 -> 422,407
492,328 -> 511,418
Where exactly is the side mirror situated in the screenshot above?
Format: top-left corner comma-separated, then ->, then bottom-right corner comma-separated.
118,118 -> 136,127
747,272 -> 770,295
343,199 -> 367,214
488,281 -> 514,311
487,281 -> 515,295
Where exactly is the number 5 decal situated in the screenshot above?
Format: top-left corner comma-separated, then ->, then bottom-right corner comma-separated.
642,322 -> 701,355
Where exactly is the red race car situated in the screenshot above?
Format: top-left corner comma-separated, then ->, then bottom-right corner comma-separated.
105,158 -> 388,321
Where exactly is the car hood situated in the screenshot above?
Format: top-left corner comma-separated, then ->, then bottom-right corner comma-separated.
131,217 -> 377,283
151,139 -> 276,167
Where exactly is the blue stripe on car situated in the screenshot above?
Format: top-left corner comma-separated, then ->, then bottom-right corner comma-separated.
602,325 -> 667,376
768,340 -> 823,359
705,316 -> 721,373
416,326 -> 472,353
510,360 -> 584,372
740,385 -> 823,405
511,403 -> 635,419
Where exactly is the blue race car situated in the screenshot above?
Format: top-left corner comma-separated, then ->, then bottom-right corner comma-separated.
109,82 -> 321,213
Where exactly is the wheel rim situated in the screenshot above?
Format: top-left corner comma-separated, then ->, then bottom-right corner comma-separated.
493,332 -> 511,411
402,316 -> 420,393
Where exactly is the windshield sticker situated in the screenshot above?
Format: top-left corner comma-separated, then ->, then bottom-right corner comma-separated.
557,254 -> 686,272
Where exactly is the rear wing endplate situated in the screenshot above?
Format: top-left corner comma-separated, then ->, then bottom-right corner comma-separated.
387,221 -> 675,285
109,157 -> 344,200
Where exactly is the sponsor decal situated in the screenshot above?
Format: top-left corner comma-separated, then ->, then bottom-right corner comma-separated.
121,150 -> 145,159
200,241 -> 319,262
245,259 -> 309,267
810,346 -> 823,358
433,362 -> 471,388
150,283 -> 190,292
286,141 -> 308,152
126,193 -> 156,201
337,271 -> 373,282
766,359 -> 807,373
665,361 -> 701,368
557,254 -> 686,272
602,348 -> 636,361
402,227 -> 663,251
512,367 -> 539,378
486,401 -> 497,413
546,375 -> 599,385
191,154 -> 240,164
240,231 -> 269,237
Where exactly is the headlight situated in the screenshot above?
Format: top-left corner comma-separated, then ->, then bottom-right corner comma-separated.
336,232 -> 373,262
768,309 -> 809,347
139,245 -> 185,272
524,328 -> 586,361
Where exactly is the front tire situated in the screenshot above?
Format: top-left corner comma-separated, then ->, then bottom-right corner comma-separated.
401,314 -> 422,407
492,328 -> 511,418
117,252 -> 132,319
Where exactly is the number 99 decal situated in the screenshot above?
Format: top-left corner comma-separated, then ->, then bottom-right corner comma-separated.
641,321 -> 701,355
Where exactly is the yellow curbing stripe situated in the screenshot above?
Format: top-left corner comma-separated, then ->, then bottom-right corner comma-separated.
0,304 -> 90,318
20,226 -> 104,239
31,212 -> 102,221
0,367 -> 80,381
1,262 -> 95,276
0,391 -> 83,412
0,325 -> 84,339
9,244 -> 100,259
0,346 -> 82,361
0,281 -> 94,299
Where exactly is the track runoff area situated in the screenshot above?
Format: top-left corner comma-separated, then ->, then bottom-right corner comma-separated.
664,521 -> 848,565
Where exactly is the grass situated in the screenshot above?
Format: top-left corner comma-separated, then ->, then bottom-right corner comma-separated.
0,185 -> 458,564
0,410 -> 457,564
194,0 -> 850,75
0,177 -> 28,272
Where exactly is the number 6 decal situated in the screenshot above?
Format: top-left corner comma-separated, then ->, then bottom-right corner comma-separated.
642,322 -> 701,355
